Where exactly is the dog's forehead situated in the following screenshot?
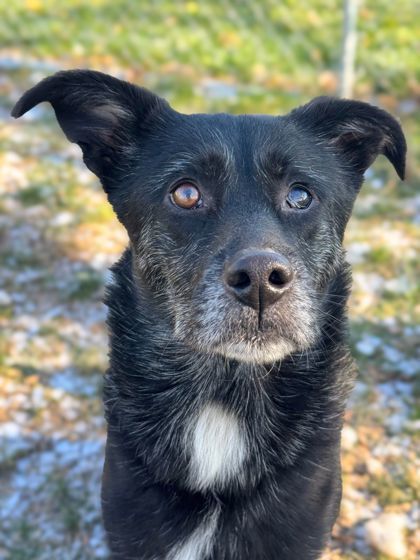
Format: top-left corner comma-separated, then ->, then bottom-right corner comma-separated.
158,112 -> 295,167
153,112 -> 320,180
179,112 -> 284,144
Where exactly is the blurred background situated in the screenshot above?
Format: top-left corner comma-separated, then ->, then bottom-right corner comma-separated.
0,1 -> 418,558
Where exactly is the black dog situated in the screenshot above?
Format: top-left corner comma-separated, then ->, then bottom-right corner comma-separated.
12,71 -> 406,560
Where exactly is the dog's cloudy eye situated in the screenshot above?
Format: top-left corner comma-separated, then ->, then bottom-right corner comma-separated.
286,185 -> 312,209
171,183 -> 202,209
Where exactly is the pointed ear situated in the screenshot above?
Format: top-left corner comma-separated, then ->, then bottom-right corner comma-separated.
290,97 -> 406,180
12,70 -> 170,178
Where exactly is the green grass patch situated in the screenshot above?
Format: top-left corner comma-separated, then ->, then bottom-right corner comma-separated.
0,0 -> 418,101
6,521 -> 43,560
50,475 -> 83,535
65,269 -> 103,301
73,345 -> 107,375
1,250 -> 44,269
367,246 -> 394,266
368,466 -> 417,507
16,184 -> 52,206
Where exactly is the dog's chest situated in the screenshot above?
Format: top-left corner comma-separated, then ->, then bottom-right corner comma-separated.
186,403 -> 246,491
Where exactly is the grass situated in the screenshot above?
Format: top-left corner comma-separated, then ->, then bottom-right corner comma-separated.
7,521 -> 43,559
50,474 -> 83,534
0,1 -> 418,110
72,346 -> 107,376
367,247 -> 394,266
65,269 -> 103,301
368,466 -> 418,507
16,184 -> 51,206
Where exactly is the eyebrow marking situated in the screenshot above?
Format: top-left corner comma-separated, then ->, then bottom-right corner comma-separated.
253,148 -> 288,186
152,144 -> 235,191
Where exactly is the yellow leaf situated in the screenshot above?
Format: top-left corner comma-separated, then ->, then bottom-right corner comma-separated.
186,2 -> 198,14
25,0 -> 43,11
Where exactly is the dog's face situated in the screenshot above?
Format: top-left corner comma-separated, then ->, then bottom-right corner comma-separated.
13,71 -> 406,363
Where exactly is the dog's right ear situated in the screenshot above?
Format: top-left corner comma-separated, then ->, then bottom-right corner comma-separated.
12,70 -> 170,179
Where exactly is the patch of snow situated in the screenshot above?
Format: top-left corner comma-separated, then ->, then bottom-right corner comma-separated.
50,211 -> 74,227
383,346 -> 405,363
0,422 -> 22,438
199,79 -> 238,100
396,358 -> 419,377
356,334 -> 382,356
384,276 -> 411,295
371,178 -> 384,189
49,369 -> 99,397
346,242 -> 371,264
353,272 -> 385,295
0,290 -> 12,306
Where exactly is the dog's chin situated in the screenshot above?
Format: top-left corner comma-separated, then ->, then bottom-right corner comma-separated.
211,338 -> 297,364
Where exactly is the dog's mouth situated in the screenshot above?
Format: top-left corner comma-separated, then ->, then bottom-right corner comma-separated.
173,291 -> 318,364
210,335 -> 298,364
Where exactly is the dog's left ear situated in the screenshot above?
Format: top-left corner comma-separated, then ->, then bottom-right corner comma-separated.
11,70 -> 170,179
290,97 -> 406,180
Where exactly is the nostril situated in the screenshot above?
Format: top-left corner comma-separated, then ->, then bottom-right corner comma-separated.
228,270 -> 251,290
269,269 -> 283,286
268,267 -> 293,288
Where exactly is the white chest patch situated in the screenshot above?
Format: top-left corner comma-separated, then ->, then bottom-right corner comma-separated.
167,507 -> 220,560
187,403 -> 246,491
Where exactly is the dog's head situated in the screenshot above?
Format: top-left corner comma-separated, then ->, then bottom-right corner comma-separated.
13,70 -> 406,364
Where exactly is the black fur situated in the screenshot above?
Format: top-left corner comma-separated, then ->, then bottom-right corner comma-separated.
12,70 -> 406,560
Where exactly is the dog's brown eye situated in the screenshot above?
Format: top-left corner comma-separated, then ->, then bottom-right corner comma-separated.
171,183 -> 202,209
286,185 -> 312,209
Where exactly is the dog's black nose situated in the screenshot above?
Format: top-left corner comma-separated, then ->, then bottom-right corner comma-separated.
224,251 -> 294,312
